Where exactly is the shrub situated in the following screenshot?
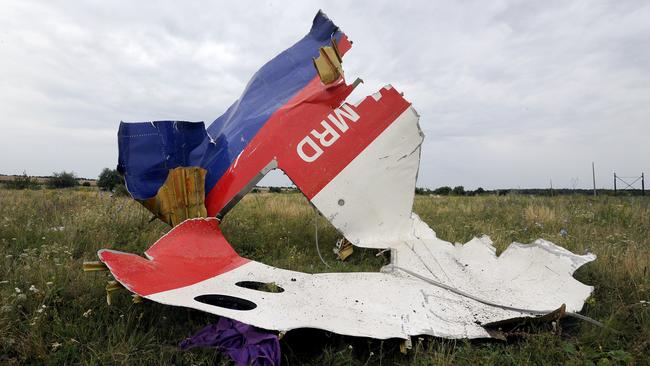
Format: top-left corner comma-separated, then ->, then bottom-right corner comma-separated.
433,186 -> 452,195
97,168 -> 124,191
5,172 -> 40,190
452,186 -> 465,196
46,171 -> 79,188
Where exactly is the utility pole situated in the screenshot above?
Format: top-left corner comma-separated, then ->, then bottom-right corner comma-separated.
643,173 -> 645,196
614,172 -> 617,195
592,162 -> 597,196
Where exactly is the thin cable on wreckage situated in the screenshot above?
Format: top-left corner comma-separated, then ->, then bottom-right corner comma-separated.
313,208 -> 330,268
387,264 -> 608,329
308,209 -> 605,329
411,237 -> 452,284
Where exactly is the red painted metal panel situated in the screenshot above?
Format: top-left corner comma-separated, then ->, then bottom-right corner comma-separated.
99,219 -> 248,296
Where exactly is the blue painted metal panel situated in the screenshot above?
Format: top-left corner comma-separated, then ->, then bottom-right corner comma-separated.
117,11 -> 342,200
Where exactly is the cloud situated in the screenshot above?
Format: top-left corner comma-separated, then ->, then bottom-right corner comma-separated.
0,0 -> 648,189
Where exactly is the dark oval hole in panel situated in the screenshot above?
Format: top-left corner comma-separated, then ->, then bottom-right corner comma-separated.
194,294 -> 257,311
235,281 -> 285,293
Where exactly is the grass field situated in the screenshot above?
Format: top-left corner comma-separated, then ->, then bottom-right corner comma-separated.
0,188 -> 648,365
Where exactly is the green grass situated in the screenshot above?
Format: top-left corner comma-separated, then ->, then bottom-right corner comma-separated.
0,188 -> 648,365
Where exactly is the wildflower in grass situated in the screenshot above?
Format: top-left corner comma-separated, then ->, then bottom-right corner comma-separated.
29,285 -> 39,293
83,309 -> 92,317
51,342 -> 62,351
14,287 -> 21,293
5,254 -> 12,258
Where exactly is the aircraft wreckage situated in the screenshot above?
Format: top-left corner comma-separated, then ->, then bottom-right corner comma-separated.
90,10 -> 597,344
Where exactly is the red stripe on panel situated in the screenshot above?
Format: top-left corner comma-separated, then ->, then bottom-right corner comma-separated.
98,219 -> 248,296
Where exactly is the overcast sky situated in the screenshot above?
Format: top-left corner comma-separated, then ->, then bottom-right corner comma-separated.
1,0 -> 648,189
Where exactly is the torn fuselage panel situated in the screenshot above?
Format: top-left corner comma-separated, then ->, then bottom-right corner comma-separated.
99,217 -> 595,340
117,11 -> 353,208
205,85 -> 411,218
100,10 -> 598,341
100,85 -> 596,341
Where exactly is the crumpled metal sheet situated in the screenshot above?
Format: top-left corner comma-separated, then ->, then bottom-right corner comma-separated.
116,11 -> 351,202
99,219 -> 594,340
99,11 -> 596,340
313,37 -> 344,84
140,167 -> 207,226
99,85 -> 595,339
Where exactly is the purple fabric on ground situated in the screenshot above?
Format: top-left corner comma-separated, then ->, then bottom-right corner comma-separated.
180,317 -> 280,366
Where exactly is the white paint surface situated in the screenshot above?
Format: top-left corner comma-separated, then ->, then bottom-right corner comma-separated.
146,235 -> 594,340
